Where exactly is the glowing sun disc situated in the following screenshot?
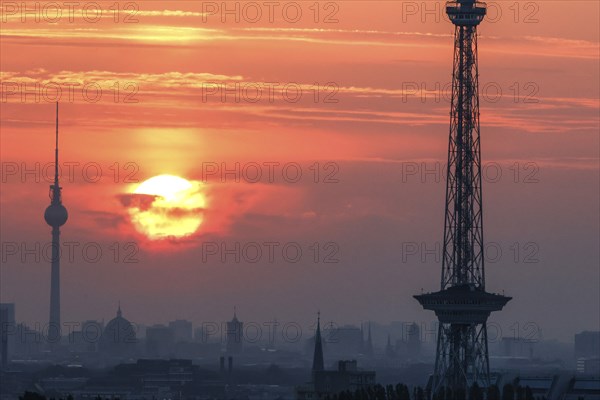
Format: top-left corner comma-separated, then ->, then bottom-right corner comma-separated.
128,174 -> 205,240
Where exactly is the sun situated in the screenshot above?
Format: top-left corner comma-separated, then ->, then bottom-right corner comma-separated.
127,174 -> 205,240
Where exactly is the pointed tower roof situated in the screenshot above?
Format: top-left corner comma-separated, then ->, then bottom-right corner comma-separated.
312,311 -> 324,372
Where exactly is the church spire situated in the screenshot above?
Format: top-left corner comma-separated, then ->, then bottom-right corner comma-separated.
312,311 -> 324,372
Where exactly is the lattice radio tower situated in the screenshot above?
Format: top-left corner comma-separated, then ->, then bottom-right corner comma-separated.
414,1 -> 511,397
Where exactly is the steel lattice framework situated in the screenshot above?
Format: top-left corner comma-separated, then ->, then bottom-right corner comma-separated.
442,23 -> 484,290
414,1 -> 511,398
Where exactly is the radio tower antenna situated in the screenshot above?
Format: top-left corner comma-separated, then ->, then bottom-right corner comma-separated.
414,1 -> 511,397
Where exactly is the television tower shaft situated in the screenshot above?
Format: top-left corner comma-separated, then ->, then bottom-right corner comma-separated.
44,103 -> 68,345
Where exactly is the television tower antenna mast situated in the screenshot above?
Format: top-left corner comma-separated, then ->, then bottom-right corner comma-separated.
414,1 -> 511,397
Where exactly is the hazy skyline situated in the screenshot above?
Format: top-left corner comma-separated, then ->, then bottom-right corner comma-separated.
1,1 -> 598,342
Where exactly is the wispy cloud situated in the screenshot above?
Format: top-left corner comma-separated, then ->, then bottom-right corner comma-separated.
2,69 -> 598,134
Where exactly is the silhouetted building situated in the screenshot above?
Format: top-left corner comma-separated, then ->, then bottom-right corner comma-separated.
82,320 -> 104,351
575,331 -> 600,358
68,320 -> 104,353
325,325 -> 362,357
14,323 -> 41,356
99,305 -> 137,358
385,334 -> 396,358
577,357 -> 600,375
364,322 -> 373,357
297,314 -> 375,399
146,324 -> 174,357
575,331 -> 600,374
194,327 -> 206,343
500,337 -> 534,359
266,318 -> 278,349
0,303 -> 15,367
396,322 -> 421,360
169,319 -> 193,343
72,359 -> 226,399
226,309 -> 243,354
118,359 -> 193,390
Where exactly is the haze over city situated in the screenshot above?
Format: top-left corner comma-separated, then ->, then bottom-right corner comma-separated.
0,1 -> 599,399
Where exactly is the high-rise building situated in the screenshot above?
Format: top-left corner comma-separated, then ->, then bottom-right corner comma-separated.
385,334 -> 396,358
168,319 -> 193,343
365,322 -> 373,357
146,324 -> 174,357
67,320 -> 104,353
575,331 -> 600,374
226,309 -> 243,354
325,325 -> 362,357
0,303 -> 15,367
575,331 -> 600,359
397,322 -> 421,360
500,337 -> 534,359
15,323 -> 42,356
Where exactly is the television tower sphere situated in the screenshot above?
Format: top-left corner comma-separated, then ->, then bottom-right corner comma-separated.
44,203 -> 68,227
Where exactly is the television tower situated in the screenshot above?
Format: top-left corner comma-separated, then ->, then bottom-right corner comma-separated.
44,103 -> 68,343
414,1 -> 511,396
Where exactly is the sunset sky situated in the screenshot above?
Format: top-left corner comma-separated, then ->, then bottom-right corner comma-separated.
1,1 -> 598,342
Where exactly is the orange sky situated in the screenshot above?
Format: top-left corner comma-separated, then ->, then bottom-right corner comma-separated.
0,1 -> 599,341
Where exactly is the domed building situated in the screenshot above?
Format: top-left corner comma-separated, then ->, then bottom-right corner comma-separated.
99,305 -> 137,357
